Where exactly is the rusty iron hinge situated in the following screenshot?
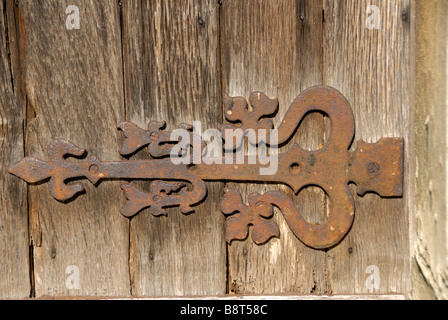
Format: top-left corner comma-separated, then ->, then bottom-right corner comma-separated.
9,86 -> 404,249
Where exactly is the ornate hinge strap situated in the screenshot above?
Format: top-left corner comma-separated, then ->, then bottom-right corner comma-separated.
9,86 -> 404,249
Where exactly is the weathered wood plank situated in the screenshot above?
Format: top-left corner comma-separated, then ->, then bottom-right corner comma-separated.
221,0 -> 329,295
122,0 -> 226,296
323,0 -> 412,295
19,0 -> 130,297
0,0 -> 30,299
1,0 -> 415,298
413,0 -> 448,300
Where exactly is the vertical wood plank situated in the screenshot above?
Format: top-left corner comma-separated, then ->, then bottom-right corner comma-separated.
413,0 -> 448,300
221,0 -> 329,295
122,0 -> 226,296
20,0 -> 130,297
0,0 -> 30,299
323,0 -> 412,295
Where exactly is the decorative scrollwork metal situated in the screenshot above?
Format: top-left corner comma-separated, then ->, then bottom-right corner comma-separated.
9,86 -> 404,249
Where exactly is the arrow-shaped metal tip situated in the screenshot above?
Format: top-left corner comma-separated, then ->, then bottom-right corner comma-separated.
8,158 -> 53,184
117,121 -> 152,156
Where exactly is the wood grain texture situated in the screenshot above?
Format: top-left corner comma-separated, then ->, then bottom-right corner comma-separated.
0,0 -> 415,298
323,0 -> 412,295
19,0 -> 130,297
0,0 -> 30,299
122,0 -> 226,296
221,0 -> 329,295
413,0 -> 448,300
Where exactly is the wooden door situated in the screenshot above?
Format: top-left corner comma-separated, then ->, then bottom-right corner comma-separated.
0,0 -> 413,299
